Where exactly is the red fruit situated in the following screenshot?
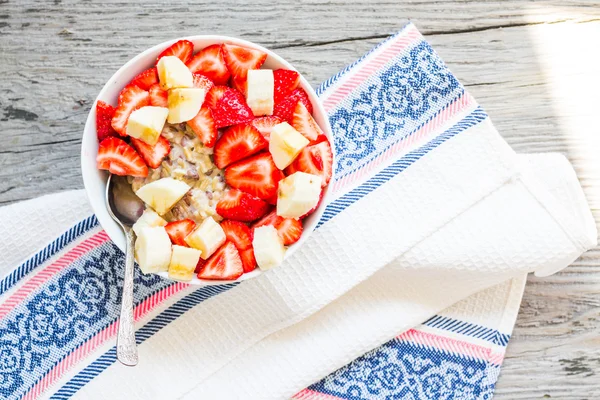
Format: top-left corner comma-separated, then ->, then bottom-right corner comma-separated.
225,153 -> 284,200
111,84 -> 150,136
165,219 -> 196,247
148,83 -> 168,107
252,209 -> 281,229
130,68 -> 158,90
285,140 -> 333,187
220,220 -> 253,251
204,85 -> 229,110
212,88 -> 254,128
186,44 -> 231,85
222,43 -> 267,82
187,107 -> 217,148
197,241 -> 244,280
273,69 -> 300,103
239,248 -> 257,273
213,124 -> 268,169
252,210 -> 302,245
156,39 -> 194,64
130,136 -> 171,169
292,102 -> 323,141
216,188 -> 270,222
273,88 -> 313,123
194,257 -> 207,273
192,73 -> 214,92
251,116 -> 282,141
96,100 -> 118,141
97,137 -> 148,177
230,75 -> 248,96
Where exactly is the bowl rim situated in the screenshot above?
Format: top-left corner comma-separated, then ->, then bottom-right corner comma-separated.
81,35 -> 335,286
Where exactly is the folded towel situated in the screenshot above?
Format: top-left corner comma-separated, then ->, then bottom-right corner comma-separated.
0,23 -> 595,400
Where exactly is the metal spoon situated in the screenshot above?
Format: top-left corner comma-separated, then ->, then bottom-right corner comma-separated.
106,174 -> 145,366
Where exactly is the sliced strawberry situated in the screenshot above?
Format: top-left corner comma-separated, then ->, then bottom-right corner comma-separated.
130,68 -> 158,91
251,116 -> 282,141
187,107 -> 217,148
265,194 -> 278,205
220,220 -> 253,251
252,209 -> 281,229
197,241 -> 244,280
212,88 -> 254,128
130,136 -> 171,169
204,85 -> 229,110
186,44 -> 231,85
194,257 -> 207,273
292,102 -> 323,141
251,210 -> 302,245
148,83 -> 168,107
111,84 -> 150,136
273,88 -> 313,123
165,219 -> 196,247
285,140 -> 333,187
192,73 -> 214,92
97,137 -> 148,177
273,69 -> 300,103
239,248 -> 257,273
230,75 -> 248,96
222,44 -> 267,82
156,39 -> 194,64
96,100 -> 118,141
225,152 -> 284,200
213,124 -> 268,169
216,188 -> 270,222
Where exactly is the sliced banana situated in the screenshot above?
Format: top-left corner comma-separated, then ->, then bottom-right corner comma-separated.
246,69 -> 274,116
168,245 -> 202,282
269,122 -> 310,170
134,226 -> 172,274
157,56 -> 193,90
126,106 -> 169,145
132,208 -> 167,236
167,88 -> 207,124
135,178 -> 190,215
185,217 -> 226,260
277,171 -> 322,219
252,225 -> 286,271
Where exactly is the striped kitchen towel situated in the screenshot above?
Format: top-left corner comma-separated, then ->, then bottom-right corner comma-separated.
0,23 -> 595,399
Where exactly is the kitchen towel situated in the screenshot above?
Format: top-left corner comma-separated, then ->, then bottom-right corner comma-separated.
0,23 -> 595,400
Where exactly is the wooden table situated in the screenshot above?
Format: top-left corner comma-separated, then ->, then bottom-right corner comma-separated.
1,1 -> 598,398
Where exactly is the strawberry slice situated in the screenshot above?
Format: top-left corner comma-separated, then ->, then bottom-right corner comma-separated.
165,219 -> 196,247
239,248 -> 257,273
225,152 -> 284,200
130,135 -> 171,169
130,68 -> 158,90
197,241 -> 244,280
251,116 -> 282,141
97,137 -> 148,177
220,220 -> 253,251
212,88 -> 254,128
148,83 -> 168,107
252,210 -> 302,245
216,188 -> 270,222
192,73 -> 214,92
273,88 -> 313,123
285,140 -> 333,187
292,102 -> 323,141
156,39 -> 194,64
96,100 -> 118,141
213,124 -> 268,169
187,107 -> 217,148
204,85 -> 229,110
222,44 -> 267,82
273,69 -> 300,103
111,84 -> 150,136
186,44 -> 231,85
194,257 -> 207,273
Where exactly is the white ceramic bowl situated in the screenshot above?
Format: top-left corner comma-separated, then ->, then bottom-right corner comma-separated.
81,36 -> 334,285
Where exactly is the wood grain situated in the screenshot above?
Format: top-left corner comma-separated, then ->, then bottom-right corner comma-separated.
0,1 -> 599,398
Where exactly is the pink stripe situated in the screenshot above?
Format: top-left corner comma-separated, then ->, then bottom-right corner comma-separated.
292,388 -> 346,400
322,26 -> 421,112
331,93 -> 475,195
489,350 -> 505,366
0,231 -> 109,320
23,281 -> 190,400
398,329 -> 492,362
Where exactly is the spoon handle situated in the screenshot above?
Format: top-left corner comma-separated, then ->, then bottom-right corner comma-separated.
117,227 -> 139,366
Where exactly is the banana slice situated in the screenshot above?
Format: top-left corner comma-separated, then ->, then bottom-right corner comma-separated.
185,217 -> 226,259
167,88 -> 207,124
135,178 -> 190,215
277,171 -> 322,219
252,225 -> 286,271
157,56 -> 193,90
168,245 -> 202,282
246,69 -> 274,116
269,122 -> 310,169
132,208 -> 167,236
126,106 -> 169,146
135,226 -> 172,274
